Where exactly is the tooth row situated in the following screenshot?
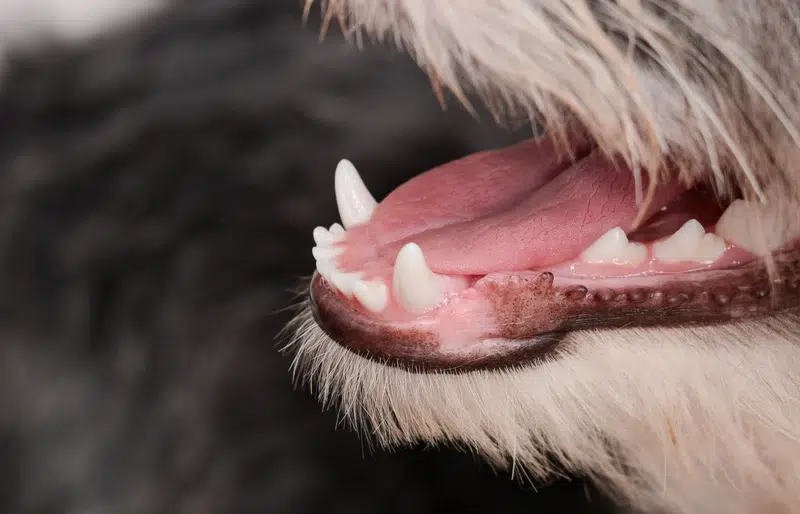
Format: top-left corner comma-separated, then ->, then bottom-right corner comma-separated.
313,234 -> 444,315
312,223 -> 388,312
316,159 -> 446,314
585,189 -> 800,266
582,220 -> 727,266
652,219 -> 726,264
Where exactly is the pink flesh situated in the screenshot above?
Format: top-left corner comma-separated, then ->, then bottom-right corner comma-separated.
322,135 -> 768,342
339,138 -> 688,275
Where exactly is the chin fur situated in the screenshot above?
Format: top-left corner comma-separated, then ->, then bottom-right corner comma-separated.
287,306 -> 800,514
293,1 -> 800,512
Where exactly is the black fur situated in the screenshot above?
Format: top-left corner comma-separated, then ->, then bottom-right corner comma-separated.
0,0 -> 614,512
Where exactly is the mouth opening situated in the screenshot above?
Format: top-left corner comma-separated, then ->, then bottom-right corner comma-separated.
309,134 -> 800,371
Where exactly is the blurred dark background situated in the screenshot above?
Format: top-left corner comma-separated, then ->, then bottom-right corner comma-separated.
0,0 -> 616,512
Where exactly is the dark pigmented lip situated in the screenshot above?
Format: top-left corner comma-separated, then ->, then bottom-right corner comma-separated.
309,250 -> 800,374
309,273 -> 564,372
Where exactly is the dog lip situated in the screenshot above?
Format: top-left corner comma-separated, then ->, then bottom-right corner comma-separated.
309,272 -> 561,372
310,248 -> 800,373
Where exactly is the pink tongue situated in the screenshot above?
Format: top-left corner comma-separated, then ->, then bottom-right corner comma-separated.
368,137 -> 687,275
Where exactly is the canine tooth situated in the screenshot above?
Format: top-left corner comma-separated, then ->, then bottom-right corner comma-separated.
581,227 -> 647,265
335,159 -> 378,229
715,199 -> 799,256
313,226 -> 333,246
353,279 -> 388,313
312,245 -> 342,261
653,219 -> 724,264
329,223 -> 346,241
392,243 -> 444,312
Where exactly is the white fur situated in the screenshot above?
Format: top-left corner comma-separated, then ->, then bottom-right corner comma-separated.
295,1 -> 800,512
287,307 -> 800,514
311,0 -> 800,207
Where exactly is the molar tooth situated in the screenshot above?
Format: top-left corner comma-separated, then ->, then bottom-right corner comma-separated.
313,226 -> 333,246
715,199 -> 799,256
353,279 -> 388,313
335,159 -> 378,229
653,219 -> 721,263
392,242 -> 444,312
581,227 -> 647,265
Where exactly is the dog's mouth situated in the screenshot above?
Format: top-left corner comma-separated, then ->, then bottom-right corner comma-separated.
309,134 -> 800,371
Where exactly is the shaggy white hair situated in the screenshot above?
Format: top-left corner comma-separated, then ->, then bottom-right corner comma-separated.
287,307 -> 800,514
309,0 -> 800,209
294,1 -> 800,512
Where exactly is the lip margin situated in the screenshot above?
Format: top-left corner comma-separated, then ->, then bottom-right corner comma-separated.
310,249 -> 800,373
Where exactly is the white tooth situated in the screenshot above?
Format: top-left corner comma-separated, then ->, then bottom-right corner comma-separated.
353,279 -> 388,313
329,270 -> 362,297
580,227 -> 647,265
715,199 -> 799,256
695,233 -> 727,263
316,260 -> 334,281
335,159 -> 378,229
392,243 -> 444,312
329,223 -> 346,241
312,245 -> 342,261
653,219 -> 722,263
313,226 -> 333,246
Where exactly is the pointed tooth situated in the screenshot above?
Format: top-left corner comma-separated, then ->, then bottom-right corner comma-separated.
335,159 -> 378,229
715,199 -> 798,256
581,227 -> 647,265
329,223 -> 346,242
312,245 -> 342,261
392,243 -> 444,313
313,226 -> 333,246
353,280 -> 388,313
653,219 -> 709,263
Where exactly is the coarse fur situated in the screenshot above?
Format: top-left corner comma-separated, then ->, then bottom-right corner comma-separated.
288,310 -> 800,514
0,0 -> 620,512
312,0 -> 800,209
290,1 -> 800,513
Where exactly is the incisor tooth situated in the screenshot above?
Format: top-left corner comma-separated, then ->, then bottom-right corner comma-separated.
653,219 -> 725,264
392,243 -> 444,312
581,227 -> 647,265
353,280 -> 388,313
329,270 -> 362,297
313,226 -> 333,246
329,223 -> 346,241
316,260 -> 334,281
715,199 -> 799,256
335,159 -> 377,229
312,245 -> 342,261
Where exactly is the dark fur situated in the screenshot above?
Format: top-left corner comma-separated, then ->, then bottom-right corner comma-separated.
0,0 -> 615,512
